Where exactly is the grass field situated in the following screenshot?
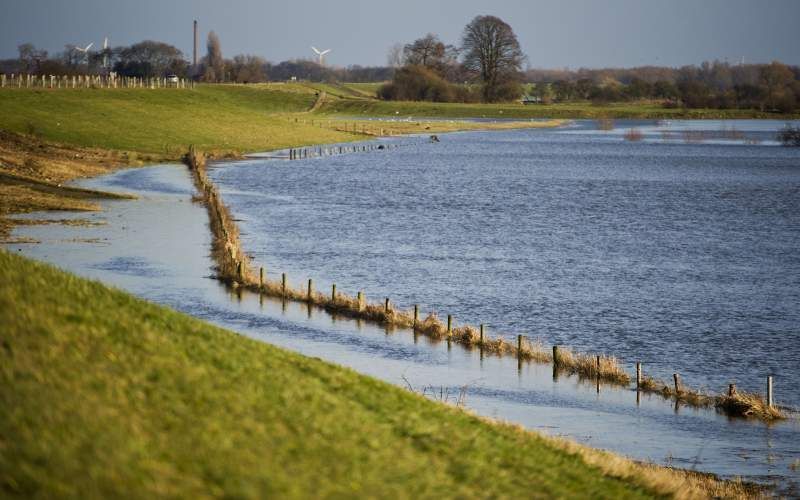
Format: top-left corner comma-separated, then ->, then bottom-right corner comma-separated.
0,250 -> 758,498
320,96 -> 800,120
0,85 -> 358,155
1,249 -> 748,499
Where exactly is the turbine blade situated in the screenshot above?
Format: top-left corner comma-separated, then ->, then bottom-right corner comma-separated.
311,46 -> 320,54
85,42 -> 93,51
321,49 -> 331,55
103,37 -> 108,49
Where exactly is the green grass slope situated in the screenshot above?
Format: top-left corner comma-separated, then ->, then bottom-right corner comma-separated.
0,250 -> 658,498
0,85 -> 354,154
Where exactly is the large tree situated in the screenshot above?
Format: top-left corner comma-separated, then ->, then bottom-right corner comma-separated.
113,40 -> 185,77
461,15 -> 524,102
403,34 -> 459,79
203,31 -> 224,82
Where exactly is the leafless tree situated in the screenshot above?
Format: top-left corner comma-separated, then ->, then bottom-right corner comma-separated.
461,15 -> 524,102
386,43 -> 403,68
204,31 -> 224,82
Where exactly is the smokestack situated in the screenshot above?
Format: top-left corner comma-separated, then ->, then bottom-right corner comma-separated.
193,20 -> 198,76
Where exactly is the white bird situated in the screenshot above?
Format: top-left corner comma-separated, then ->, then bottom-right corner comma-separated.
311,46 -> 331,66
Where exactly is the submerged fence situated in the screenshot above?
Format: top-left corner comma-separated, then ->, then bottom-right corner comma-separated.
184,146 -> 788,423
0,73 -> 193,89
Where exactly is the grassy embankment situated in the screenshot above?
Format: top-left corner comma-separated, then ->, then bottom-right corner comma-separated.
0,250 -> 760,498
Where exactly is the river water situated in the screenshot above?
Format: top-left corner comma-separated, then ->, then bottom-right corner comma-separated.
5,119 -> 800,491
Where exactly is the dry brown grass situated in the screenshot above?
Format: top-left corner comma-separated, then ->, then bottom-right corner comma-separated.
554,346 -> 631,384
624,128 -> 644,141
715,392 -> 785,421
0,130 -> 139,239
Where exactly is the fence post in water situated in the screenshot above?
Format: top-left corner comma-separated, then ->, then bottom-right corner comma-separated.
413,304 -> 419,327
596,355 -> 601,375
673,373 -> 681,395
331,283 -> 336,302
636,362 -> 642,389
281,273 -> 287,296
384,297 -> 390,314
307,279 -> 313,302
767,376 -> 774,408
553,345 -> 559,366
357,291 -> 364,312
728,383 -> 737,397
447,315 -> 452,337
517,335 -> 523,358
236,261 -> 243,281
479,324 -> 485,346
259,267 -> 264,289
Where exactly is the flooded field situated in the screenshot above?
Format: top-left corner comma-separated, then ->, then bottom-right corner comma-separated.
5,120 -> 800,491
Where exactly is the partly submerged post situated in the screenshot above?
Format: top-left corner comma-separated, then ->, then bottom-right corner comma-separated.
236,261 -> 243,281
357,291 -> 364,312
331,283 -> 336,301
447,315 -> 452,336
552,345 -> 559,366
307,279 -> 313,301
259,266 -> 264,289
767,376 -> 774,408
728,383 -> 737,397
636,362 -> 642,389
281,273 -> 287,296
517,335 -> 523,358
413,304 -> 419,327
673,373 -> 681,395
384,297 -> 390,314
596,355 -> 601,375
479,324 -> 485,346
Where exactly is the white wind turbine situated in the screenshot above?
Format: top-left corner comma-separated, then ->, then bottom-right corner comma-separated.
311,46 -> 331,66
74,42 -> 93,63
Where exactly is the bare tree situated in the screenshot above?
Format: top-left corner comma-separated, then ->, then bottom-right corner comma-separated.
461,15 -> 524,102
386,43 -> 403,68
204,31 -> 224,82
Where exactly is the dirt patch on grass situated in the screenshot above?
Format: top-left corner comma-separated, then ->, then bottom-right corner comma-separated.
0,130 -> 141,240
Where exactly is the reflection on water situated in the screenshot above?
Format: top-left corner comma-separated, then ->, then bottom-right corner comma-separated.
5,124 -> 800,492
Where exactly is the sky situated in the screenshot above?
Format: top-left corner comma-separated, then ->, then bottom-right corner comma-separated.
1,0 -> 799,69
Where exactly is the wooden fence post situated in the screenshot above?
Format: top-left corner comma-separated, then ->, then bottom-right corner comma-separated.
384,297 -> 390,313
307,279 -> 313,301
479,324 -> 484,346
413,304 -> 419,327
767,376 -> 773,408
259,267 -> 264,289
281,273 -> 287,296
331,283 -> 336,301
636,362 -> 642,389
517,335 -> 523,357
728,383 -> 736,397
357,291 -> 364,312
552,345 -> 559,365
673,373 -> 681,395
447,315 -> 452,336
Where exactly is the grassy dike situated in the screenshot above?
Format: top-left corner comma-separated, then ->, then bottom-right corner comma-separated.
0,250 -> 759,498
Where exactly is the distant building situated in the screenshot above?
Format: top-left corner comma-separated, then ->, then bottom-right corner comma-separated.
520,95 -> 542,105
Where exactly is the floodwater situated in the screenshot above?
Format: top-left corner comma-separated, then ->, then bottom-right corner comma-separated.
5,120 -> 800,492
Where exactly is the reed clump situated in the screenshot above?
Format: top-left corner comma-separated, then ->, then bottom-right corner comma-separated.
623,128 -> 644,141
715,392 -> 785,421
554,347 -> 631,385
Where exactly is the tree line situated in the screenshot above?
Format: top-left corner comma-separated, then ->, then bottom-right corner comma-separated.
4,28 -> 799,112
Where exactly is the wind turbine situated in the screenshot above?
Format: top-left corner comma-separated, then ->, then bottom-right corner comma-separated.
102,37 -> 109,68
74,42 -> 93,63
311,46 -> 331,66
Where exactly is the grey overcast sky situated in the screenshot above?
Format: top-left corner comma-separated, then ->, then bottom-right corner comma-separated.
1,0 -> 799,69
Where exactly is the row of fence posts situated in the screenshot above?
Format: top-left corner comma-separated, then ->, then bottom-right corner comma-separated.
0,73 -> 193,89
248,267 -> 779,411
288,142 -> 396,160
287,116 -> 396,136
